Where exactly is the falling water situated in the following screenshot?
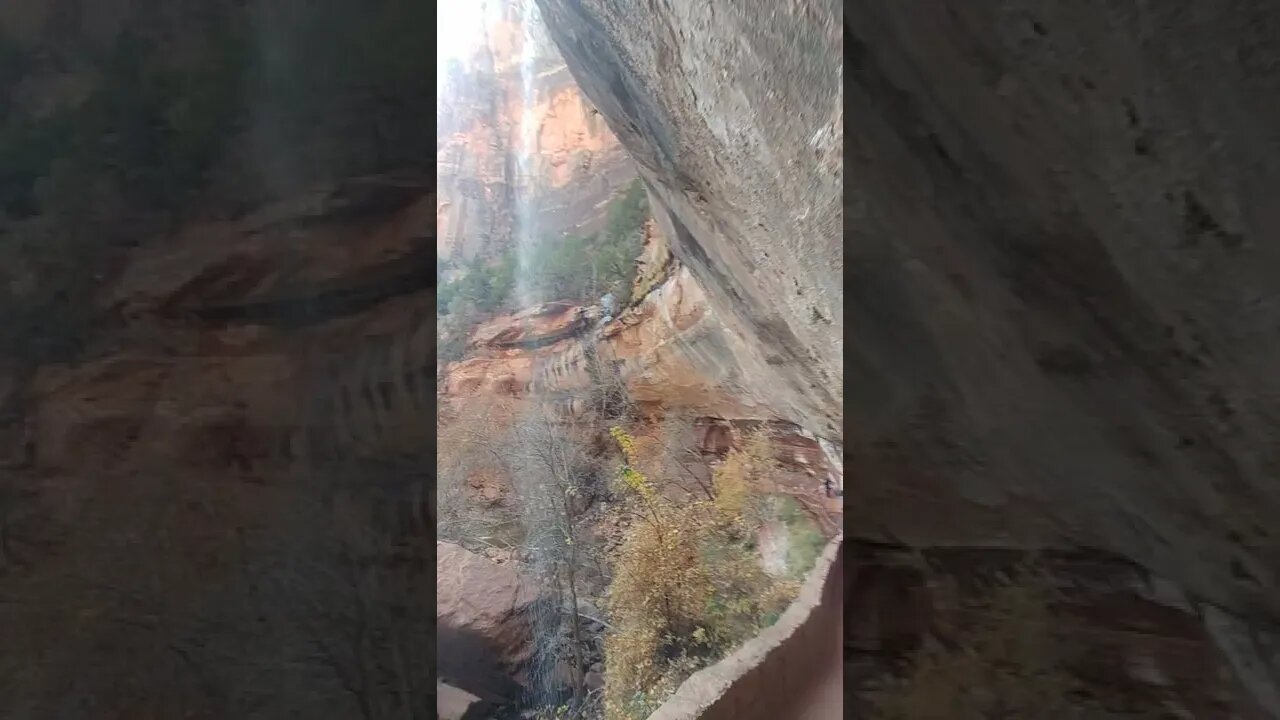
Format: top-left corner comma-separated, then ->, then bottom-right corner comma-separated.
511,0 -> 572,713
513,0 -> 541,312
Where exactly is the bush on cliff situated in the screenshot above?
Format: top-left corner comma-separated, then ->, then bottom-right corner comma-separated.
438,254 -> 517,317
515,180 -> 650,308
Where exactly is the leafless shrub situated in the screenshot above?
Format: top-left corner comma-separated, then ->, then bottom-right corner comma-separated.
508,403 -> 606,707
438,397 -> 523,552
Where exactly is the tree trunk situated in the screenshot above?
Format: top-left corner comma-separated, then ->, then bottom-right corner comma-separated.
565,560 -> 586,704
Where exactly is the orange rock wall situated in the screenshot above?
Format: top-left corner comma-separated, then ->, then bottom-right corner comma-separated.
437,265 -> 770,422
436,4 -> 630,263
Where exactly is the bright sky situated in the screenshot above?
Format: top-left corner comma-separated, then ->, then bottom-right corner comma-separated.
436,1 -> 488,75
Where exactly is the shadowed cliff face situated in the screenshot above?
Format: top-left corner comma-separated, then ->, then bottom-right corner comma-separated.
839,2 -> 1280,628
536,0 -> 1280,625
533,0 -> 844,443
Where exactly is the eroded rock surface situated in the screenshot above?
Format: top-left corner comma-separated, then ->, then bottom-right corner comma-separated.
439,255 -> 771,422
469,301 -> 594,352
21,182 -> 437,480
837,2 -> 1280,626
534,0 -> 844,441
533,0 -> 1280,713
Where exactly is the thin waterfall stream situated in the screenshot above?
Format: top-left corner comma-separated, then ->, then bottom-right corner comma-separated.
511,0 -> 576,713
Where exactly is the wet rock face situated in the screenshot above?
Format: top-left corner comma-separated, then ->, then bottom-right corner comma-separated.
534,0 -> 844,441
468,301 -> 592,351
439,265 -> 773,421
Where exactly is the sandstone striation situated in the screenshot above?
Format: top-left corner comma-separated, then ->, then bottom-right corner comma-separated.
21,179 -> 437,479
439,263 -> 783,424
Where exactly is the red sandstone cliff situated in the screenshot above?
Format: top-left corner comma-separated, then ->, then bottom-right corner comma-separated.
436,0 -> 633,267
437,218 -> 845,518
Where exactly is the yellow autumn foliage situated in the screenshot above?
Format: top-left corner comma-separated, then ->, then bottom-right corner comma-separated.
603,426 -> 801,720
607,505 -> 711,628
711,428 -> 775,532
610,425 -> 657,504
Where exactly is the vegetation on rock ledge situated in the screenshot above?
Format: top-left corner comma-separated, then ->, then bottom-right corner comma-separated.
437,179 -> 651,361
601,427 -> 807,720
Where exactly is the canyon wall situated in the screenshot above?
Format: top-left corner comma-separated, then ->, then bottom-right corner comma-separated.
844,541 -> 1276,719
835,0 -> 1280,627
0,3 -> 444,717
534,0 -> 1280,713
534,0 -> 844,443
1,183 -> 440,719
437,250 -> 845,503
24,183 -> 436,481
436,0 -> 634,267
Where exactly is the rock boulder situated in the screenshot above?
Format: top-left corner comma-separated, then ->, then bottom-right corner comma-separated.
436,540 -> 541,698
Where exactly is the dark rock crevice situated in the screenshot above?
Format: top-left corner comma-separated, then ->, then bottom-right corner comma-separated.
190,241 -> 436,328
